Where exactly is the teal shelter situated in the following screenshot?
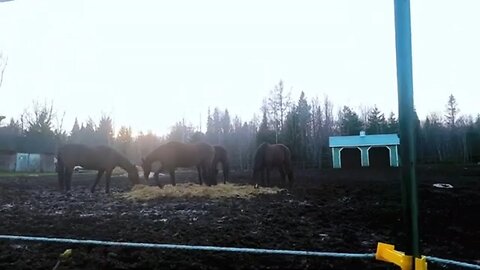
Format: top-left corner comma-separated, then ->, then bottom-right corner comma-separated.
329,132 -> 400,168
0,134 -> 56,172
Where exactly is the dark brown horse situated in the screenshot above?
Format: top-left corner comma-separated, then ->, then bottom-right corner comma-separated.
212,145 -> 229,184
56,144 -> 140,193
141,141 -> 215,187
252,142 -> 294,188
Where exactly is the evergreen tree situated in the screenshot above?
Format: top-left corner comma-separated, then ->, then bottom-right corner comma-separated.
386,112 -> 399,133
366,105 -> 387,134
97,115 -> 114,146
445,94 -> 459,128
116,126 -> 133,156
256,109 -> 275,145
338,106 -> 363,135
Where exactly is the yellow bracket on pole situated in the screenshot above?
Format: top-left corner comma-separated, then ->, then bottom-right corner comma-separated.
376,243 -> 427,270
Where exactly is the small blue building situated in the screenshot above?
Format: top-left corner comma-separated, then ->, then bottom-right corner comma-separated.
329,132 -> 400,168
0,134 -> 56,172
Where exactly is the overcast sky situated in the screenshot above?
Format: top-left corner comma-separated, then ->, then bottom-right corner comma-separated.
0,0 -> 478,135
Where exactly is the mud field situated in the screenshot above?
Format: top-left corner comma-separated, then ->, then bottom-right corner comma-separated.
0,166 -> 479,269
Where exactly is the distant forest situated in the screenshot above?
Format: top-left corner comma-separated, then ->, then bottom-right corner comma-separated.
1,80 -> 479,170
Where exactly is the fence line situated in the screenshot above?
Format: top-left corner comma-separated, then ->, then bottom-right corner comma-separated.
0,234 -> 374,258
426,256 -> 480,270
1,234 -> 480,269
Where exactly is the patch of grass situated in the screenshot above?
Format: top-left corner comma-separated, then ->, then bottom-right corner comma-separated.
118,183 -> 283,201
112,167 -> 127,175
0,172 -> 57,177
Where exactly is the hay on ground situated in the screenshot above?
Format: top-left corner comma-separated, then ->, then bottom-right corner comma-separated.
119,183 -> 283,201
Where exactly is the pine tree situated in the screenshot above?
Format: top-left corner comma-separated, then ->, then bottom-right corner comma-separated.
97,115 -> 114,146
445,94 -> 459,128
386,112 -> 399,133
338,106 -> 363,135
366,105 -> 387,134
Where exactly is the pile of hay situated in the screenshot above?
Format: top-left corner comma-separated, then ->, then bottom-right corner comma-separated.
118,183 -> 283,201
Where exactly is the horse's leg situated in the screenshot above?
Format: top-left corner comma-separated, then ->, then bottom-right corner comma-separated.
105,169 -> 113,193
220,162 -> 224,184
279,166 -> 287,187
213,165 -> 219,185
223,161 -> 229,184
65,167 -> 73,193
169,169 -> 176,186
207,161 -> 217,186
90,169 -> 105,193
215,162 -> 222,185
260,169 -> 265,187
266,168 -> 271,187
284,159 -> 294,188
201,164 -> 208,186
58,168 -> 65,192
197,165 -> 203,185
215,161 -> 222,184
153,169 -> 162,188
252,169 -> 258,187
287,167 -> 294,189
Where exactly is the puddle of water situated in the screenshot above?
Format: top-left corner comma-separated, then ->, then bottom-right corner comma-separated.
154,218 -> 168,223
175,209 -> 207,216
139,208 -> 165,217
0,203 -> 14,211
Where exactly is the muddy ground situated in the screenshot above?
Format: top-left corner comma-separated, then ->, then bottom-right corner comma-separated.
0,165 -> 479,269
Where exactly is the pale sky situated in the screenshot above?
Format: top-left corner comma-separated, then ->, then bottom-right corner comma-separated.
0,0 -> 479,135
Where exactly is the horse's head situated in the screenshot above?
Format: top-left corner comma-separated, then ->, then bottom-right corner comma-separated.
251,167 -> 261,186
127,165 -> 141,185
141,158 -> 151,181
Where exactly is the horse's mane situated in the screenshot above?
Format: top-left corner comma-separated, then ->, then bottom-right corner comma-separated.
253,142 -> 269,170
144,144 -> 165,163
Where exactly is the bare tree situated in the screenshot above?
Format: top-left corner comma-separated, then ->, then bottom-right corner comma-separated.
0,52 -> 7,89
311,96 -> 323,167
358,104 -> 372,131
318,96 -> 334,168
268,80 -> 292,142
323,95 -> 334,135
0,52 -> 7,124
22,101 -> 56,136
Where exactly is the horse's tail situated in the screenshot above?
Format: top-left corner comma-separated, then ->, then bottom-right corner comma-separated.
253,142 -> 268,171
282,145 -> 294,186
222,159 -> 229,184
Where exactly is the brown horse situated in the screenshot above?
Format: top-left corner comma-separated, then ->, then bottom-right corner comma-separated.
141,141 -> 215,187
56,144 -> 140,193
212,145 -> 229,184
252,142 -> 294,188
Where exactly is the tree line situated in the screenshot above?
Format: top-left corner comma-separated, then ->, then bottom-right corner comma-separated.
1,81 -> 479,170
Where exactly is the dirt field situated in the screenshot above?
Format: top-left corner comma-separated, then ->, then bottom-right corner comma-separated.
0,165 -> 479,269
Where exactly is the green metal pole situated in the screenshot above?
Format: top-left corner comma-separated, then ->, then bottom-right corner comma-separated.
393,0 -> 420,263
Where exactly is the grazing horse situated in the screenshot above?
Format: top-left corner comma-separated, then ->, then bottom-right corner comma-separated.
252,142 -> 294,188
56,144 -> 140,193
212,145 -> 229,184
141,141 -> 215,187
